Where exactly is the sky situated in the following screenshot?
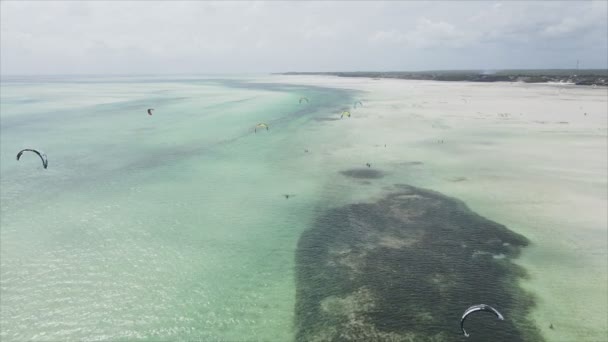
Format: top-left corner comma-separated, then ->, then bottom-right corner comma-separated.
1,1 -> 607,75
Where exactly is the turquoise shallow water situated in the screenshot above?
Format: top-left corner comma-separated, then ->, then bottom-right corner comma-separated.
2,76 -> 606,341
0,76 -> 354,340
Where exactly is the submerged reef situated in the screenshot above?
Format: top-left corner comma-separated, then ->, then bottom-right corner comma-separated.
340,169 -> 385,179
295,184 -> 542,342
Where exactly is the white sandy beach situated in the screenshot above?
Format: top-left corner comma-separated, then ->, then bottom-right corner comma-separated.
266,75 -> 608,341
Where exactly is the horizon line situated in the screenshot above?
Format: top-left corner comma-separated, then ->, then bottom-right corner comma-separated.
2,68 -> 608,78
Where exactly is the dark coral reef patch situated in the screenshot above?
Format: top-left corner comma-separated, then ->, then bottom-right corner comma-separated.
295,184 -> 541,342
340,169 -> 385,179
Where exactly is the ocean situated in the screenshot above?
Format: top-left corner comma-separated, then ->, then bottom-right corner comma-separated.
1,75 -> 606,341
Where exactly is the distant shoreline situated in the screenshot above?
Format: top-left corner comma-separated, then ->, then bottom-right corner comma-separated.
278,69 -> 608,86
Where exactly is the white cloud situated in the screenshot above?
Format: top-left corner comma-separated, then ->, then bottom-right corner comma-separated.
405,18 -> 479,48
370,30 -> 404,44
370,18 -> 480,48
541,17 -> 592,38
1,1 -> 606,74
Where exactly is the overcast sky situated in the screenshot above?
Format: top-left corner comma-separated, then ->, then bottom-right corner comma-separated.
1,1 -> 606,75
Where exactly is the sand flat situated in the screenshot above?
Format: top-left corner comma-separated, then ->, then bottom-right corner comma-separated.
270,75 -> 608,341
